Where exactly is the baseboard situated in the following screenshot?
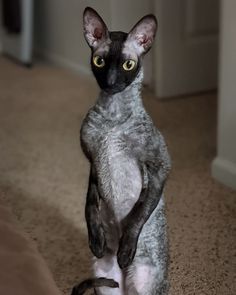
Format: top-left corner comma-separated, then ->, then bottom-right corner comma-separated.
212,157 -> 236,190
35,48 -> 92,77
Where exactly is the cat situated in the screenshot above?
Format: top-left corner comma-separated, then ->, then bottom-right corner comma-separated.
72,7 -> 171,295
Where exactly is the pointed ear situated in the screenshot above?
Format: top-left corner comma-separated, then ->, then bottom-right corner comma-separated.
127,15 -> 157,55
83,7 -> 109,49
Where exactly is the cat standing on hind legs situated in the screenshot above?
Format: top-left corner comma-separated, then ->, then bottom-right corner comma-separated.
72,7 -> 171,295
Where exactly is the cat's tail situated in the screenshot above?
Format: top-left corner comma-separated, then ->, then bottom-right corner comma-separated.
71,277 -> 119,295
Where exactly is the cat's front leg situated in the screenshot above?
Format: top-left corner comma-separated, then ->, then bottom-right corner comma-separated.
117,185 -> 148,269
117,229 -> 138,269
117,163 -> 169,269
86,166 -> 107,258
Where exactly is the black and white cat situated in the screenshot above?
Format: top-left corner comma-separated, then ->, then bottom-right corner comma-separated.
72,7 -> 171,295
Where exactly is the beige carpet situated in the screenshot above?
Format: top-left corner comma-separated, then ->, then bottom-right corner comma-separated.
0,56 -> 235,295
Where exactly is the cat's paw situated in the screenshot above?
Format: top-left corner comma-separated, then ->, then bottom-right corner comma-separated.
117,235 -> 137,269
89,225 -> 107,258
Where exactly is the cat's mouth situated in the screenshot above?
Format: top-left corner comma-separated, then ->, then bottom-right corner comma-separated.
103,86 -> 126,95
103,79 -> 132,94
103,87 -> 121,94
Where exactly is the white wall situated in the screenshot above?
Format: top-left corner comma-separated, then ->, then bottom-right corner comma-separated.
154,0 -> 219,98
212,0 -> 236,190
34,0 -> 112,75
34,0 -> 153,82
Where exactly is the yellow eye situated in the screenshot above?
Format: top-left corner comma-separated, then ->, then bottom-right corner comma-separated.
93,56 -> 105,68
123,59 -> 136,71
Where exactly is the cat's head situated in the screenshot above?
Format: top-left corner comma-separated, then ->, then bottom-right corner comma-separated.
83,7 -> 157,94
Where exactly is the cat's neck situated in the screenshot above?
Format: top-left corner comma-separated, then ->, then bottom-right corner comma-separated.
96,70 -> 144,121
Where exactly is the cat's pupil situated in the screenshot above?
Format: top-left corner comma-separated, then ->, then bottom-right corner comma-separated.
97,57 -> 103,65
127,60 -> 132,69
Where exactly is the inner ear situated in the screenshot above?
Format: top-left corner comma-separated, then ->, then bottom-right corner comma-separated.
83,7 -> 109,49
127,14 -> 157,55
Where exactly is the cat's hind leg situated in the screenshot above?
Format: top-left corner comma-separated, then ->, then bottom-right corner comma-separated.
125,258 -> 168,295
93,254 -> 125,295
124,197 -> 169,294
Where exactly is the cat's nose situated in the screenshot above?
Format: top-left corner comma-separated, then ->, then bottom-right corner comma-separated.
107,70 -> 117,86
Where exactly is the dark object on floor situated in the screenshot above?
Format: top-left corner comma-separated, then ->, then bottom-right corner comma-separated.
71,278 -> 119,295
0,201 -> 61,295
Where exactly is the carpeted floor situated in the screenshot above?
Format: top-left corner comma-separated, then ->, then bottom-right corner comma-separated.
0,56 -> 235,294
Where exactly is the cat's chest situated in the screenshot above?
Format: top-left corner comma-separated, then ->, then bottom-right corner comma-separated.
82,122 -> 124,155
81,110 -> 147,160
81,115 -> 143,220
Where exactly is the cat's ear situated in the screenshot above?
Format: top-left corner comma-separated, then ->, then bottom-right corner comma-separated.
83,7 -> 109,49
127,15 -> 157,55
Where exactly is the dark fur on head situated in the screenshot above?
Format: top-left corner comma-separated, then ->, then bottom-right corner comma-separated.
90,31 -> 142,94
83,7 -> 157,94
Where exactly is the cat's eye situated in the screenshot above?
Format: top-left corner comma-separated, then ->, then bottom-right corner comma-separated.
123,59 -> 136,71
93,56 -> 105,68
